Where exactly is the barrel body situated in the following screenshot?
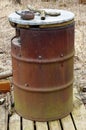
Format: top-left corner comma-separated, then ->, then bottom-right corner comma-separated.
11,22 -> 74,121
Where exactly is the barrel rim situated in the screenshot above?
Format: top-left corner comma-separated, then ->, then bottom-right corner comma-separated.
11,50 -> 74,64
13,79 -> 73,92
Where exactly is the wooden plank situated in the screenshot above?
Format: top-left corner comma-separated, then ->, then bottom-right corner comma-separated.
72,88 -> 86,130
0,105 -> 7,130
49,120 -> 61,130
9,113 -> 20,130
0,80 -> 10,93
36,122 -> 48,130
23,119 -> 34,130
79,0 -> 86,4
61,115 -> 75,130
5,93 -> 9,130
0,93 -> 8,130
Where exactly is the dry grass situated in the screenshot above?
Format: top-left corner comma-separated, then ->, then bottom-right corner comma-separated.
0,0 -> 86,102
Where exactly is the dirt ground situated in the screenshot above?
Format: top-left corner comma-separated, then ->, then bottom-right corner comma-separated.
0,0 -> 86,104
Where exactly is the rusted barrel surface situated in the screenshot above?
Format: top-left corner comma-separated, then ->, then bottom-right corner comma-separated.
9,9 -> 75,121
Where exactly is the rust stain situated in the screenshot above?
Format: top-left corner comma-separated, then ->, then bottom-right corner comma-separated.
11,22 -> 75,121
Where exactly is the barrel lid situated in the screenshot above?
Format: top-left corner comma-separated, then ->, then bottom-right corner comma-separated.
8,9 -> 74,27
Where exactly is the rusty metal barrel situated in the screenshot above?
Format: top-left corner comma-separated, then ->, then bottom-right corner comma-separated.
9,9 -> 75,121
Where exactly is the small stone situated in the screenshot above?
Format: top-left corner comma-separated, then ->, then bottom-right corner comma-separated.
0,98 -> 5,105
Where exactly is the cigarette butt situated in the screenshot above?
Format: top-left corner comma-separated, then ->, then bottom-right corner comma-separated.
41,10 -> 46,20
